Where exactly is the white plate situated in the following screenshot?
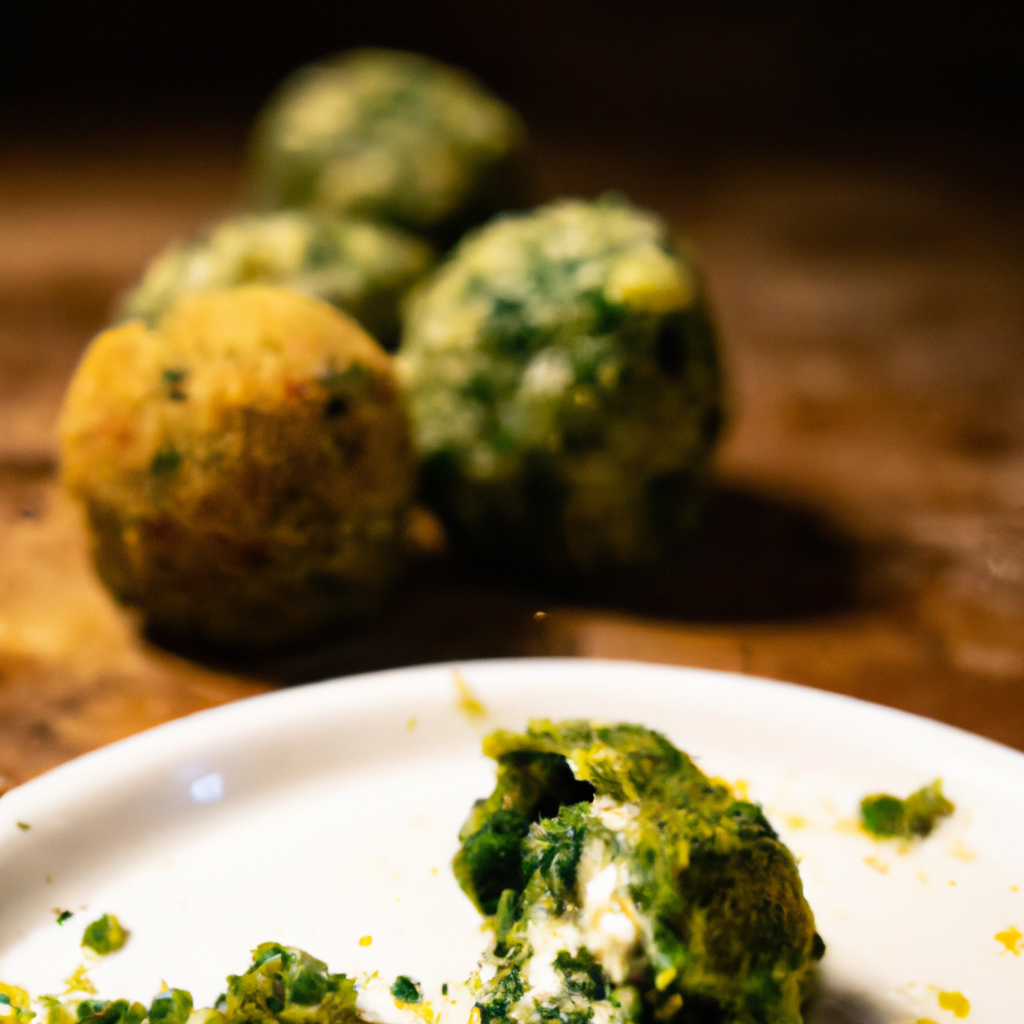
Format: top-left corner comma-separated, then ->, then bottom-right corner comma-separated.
1,659 -> 1022,1024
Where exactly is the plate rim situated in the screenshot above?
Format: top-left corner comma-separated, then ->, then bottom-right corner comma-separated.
3,655 -> 1023,824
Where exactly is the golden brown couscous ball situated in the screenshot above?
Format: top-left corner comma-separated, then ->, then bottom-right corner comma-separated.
60,285 -> 415,650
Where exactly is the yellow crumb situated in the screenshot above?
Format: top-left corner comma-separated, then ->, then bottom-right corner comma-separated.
0,984 -> 31,1012
864,855 -> 889,874
731,779 -> 749,801
359,935 -> 372,947
995,926 -> 1022,954
937,991 -> 969,1018
653,994 -> 683,1020
949,840 -> 976,863
453,670 -> 487,719
62,966 -> 96,995
654,967 -> 677,990
784,815 -> 806,830
407,717 -> 417,731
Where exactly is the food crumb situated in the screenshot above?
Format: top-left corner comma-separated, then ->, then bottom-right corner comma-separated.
54,910 -> 73,925
937,991 -> 969,1018
860,779 -> 954,839
784,815 -> 806,830
863,855 -> 889,874
81,913 -> 128,955
949,840 -> 976,863
359,935 -> 372,947
994,926 -> 1022,954
533,611 -> 546,620
390,976 -> 422,1005
15,822 -> 30,832
407,717 -> 417,731
61,965 -> 96,995
453,670 -> 487,720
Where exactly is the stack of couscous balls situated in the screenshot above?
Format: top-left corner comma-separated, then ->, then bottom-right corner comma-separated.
59,48 -> 724,651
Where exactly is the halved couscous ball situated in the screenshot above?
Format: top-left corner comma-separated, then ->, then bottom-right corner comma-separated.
249,48 -> 527,243
118,211 -> 433,350
59,285 -> 415,650
398,197 -> 724,574
456,721 -> 824,1024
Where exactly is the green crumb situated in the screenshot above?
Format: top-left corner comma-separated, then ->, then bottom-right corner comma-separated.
149,445 -> 182,477
860,779 -> 954,839
149,989 -> 193,1024
16,822 -> 30,831
38,996 -> 72,1024
75,1000 -> 146,1024
441,984 -> 448,997
55,911 -> 73,925
81,914 -> 128,955
390,977 -> 422,1004
224,942 -> 359,1024
161,368 -> 188,401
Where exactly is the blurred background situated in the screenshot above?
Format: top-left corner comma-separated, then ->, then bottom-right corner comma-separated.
1,2 -> 1023,784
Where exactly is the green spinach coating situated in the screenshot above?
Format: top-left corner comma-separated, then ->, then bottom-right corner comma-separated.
249,49 -> 527,243
119,213 -> 433,351
455,721 -> 823,1024
399,198 -> 724,574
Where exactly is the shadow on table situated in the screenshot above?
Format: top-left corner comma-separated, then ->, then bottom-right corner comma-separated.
150,484 -> 862,682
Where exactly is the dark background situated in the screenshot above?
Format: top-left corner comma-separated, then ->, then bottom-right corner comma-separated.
4,2 -> 1022,158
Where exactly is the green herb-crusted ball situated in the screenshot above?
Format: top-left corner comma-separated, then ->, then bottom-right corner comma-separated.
59,285 -> 415,650
249,49 -> 527,242
119,212 -> 433,350
398,198 -> 724,573
455,721 -> 823,1024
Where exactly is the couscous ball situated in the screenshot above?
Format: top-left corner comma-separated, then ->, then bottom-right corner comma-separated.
398,197 -> 724,574
119,212 -> 432,350
249,49 -> 527,242
60,285 -> 415,649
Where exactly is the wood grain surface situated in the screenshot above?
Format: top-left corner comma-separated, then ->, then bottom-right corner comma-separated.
2,130 -> 1023,793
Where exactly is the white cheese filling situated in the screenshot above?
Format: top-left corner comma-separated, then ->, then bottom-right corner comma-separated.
514,806 -> 644,1021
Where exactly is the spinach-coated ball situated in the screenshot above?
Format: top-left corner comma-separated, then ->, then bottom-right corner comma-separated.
59,285 -> 414,650
249,48 -> 527,242
398,197 -> 724,574
119,212 -> 432,350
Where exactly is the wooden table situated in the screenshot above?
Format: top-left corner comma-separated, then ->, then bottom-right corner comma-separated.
2,129 -> 1023,792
